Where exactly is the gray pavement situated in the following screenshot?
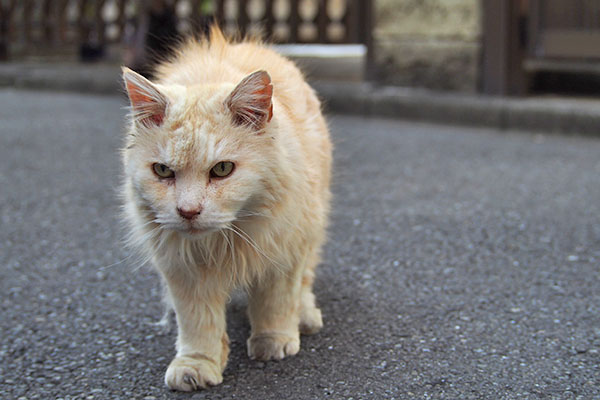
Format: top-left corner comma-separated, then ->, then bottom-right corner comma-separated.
1,89 -> 599,399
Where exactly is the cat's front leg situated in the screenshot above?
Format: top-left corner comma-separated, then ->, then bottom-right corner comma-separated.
161,269 -> 229,391
247,266 -> 303,361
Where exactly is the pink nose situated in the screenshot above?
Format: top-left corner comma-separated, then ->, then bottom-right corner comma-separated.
177,207 -> 202,220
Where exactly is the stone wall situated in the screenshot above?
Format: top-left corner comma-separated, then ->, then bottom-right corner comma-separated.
374,0 -> 481,92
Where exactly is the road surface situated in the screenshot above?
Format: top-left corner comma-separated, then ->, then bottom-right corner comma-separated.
1,89 -> 599,399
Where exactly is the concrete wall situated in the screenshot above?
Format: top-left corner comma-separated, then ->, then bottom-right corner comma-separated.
374,0 -> 481,92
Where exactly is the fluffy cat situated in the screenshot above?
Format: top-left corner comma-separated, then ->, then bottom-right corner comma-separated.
121,27 -> 332,391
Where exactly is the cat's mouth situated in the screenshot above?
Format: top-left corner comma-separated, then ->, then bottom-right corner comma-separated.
176,223 -> 220,238
169,219 -> 227,238
187,227 -> 208,234
175,226 -> 211,239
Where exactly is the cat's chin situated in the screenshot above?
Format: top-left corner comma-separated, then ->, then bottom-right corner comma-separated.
176,227 -> 216,239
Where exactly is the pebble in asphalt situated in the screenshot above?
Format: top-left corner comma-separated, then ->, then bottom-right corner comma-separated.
1,89 -> 599,399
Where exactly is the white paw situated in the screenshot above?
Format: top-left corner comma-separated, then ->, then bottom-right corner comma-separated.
247,333 -> 300,361
299,306 -> 323,335
165,355 -> 223,391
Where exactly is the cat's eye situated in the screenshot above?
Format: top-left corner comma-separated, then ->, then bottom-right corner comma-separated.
210,161 -> 235,179
152,163 -> 175,179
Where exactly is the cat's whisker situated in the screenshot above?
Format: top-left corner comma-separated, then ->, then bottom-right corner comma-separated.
221,229 -> 235,265
235,209 -> 296,230
135,224 -> 163,242
127,226 -> 164,272
98,252 -> 136,271
219,229 -> 237,288
131,255 -> 153,272
225,224 -> 289,277
236,209 -> 273,218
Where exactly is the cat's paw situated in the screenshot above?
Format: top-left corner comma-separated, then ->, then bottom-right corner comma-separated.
247,333 -> 300,361
165,355 -> 222,391
299,305 -> 323,335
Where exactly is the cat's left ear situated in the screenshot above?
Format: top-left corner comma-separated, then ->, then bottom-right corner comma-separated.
225,70 -> 273,130
122,67 -> 168,127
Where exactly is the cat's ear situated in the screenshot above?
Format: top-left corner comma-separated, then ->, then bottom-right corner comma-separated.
225,70 -> 273,130
122,67 -> 168,127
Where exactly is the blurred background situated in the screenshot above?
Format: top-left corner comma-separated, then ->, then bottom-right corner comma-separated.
2,2 -> 600,399
2,0 -> 600,96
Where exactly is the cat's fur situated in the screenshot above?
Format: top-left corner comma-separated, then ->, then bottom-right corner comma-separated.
121,27 -> 332,391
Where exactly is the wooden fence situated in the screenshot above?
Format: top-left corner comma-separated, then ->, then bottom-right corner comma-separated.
0,0 -> 372,61
482,0 -> 600,95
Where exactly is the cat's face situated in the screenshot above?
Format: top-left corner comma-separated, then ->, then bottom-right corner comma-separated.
123,69 -> 275,237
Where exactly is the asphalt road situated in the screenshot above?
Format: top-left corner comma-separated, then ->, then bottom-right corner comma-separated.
1,89 -> 599,399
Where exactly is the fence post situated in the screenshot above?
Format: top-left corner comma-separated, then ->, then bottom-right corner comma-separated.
95,0 -> 107,47
481,0 -> 528,95
289,0 -> 299,42
316,0 -> 327,43
238,0 -> 248,37
0,0 -> 17,60
362,0 -> 375,81
264,0 -> 275,40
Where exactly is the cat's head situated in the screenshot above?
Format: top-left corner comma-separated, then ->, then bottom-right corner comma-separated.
122,68 -> 277,238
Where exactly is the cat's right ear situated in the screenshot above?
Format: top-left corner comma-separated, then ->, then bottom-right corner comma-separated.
122,67 -> 168,127
225,70 -> 273,131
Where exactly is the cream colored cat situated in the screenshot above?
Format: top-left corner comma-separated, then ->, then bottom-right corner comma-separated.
121,27 -> 331,391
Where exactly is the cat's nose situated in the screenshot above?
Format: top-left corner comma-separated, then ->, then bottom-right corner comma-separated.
177,207 -> 202,220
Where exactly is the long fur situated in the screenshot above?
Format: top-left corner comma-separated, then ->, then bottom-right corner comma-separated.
121,25 -> 332,391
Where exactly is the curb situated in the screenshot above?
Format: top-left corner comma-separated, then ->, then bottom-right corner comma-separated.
313,81 -> 600,137
2,62 -> 600,136
0,63 -> 122,95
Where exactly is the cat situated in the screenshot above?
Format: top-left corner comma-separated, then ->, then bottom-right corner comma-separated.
121,26 -> 332,391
